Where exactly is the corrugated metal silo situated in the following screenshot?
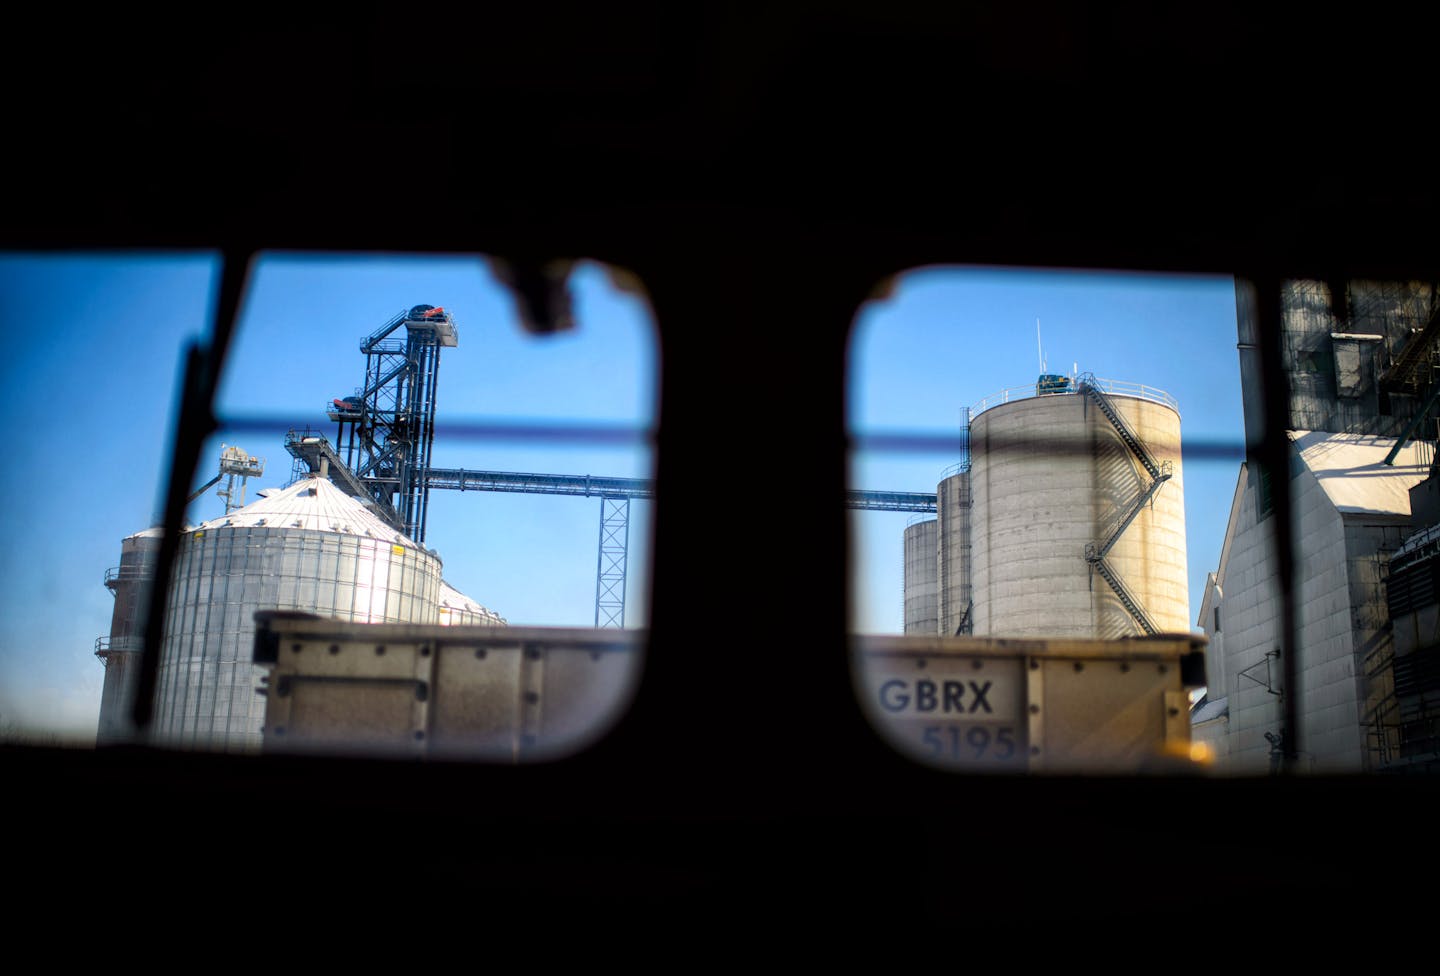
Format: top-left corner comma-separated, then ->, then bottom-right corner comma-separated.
969,377 -> 1188,639
936,465 -> 972,636
153,475 -> 446,751
902,516 -> 938,634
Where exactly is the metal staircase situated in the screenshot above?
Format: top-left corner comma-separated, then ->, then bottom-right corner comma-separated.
1085,547 -> 1159,635
284,428 -> 402,528
954,600 -> 973,636
1363,671 -> 1402,769
1078,375 -> 1170,635
1080,375 -> 1162,479
1089,462 -> 1172,564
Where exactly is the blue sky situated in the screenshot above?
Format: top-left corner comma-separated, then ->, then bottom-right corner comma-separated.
211,254 -> 658,635
0,254 -> 1243,740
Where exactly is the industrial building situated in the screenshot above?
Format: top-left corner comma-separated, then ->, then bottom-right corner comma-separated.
1194,279 -> 1440,773
904,374 -> 1188,641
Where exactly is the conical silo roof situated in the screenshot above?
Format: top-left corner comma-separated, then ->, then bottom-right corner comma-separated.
189,476 -> 426,552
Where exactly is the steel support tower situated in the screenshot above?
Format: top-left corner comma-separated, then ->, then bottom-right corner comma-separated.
594,497 -> 630,627
327,305 -> 458,542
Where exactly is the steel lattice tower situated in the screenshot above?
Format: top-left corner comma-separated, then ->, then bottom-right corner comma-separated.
594,497 -> 630,627
329,305 -> 457,542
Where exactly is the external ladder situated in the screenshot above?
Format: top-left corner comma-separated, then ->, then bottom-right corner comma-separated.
1078,376 -> 1170,635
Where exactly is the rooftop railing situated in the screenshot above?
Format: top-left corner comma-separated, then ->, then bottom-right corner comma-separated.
969,375 -> 1180,420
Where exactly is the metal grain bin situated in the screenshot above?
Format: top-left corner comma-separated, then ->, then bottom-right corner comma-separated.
152,475 -> 444,751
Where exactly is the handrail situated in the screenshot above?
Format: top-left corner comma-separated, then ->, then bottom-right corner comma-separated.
1079,376 -> 1162,478
95,636 -> 145,656
1088,462 -> 1172,562
285,426 -> 332,448
364,340 -> 407,355
1086,556 -> 1159,635
970,375 -> 1179,420
360,310 -> 408,352
104,565 -> 153,586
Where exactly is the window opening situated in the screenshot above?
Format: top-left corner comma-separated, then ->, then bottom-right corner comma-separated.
848,267 -> 1242,773
0,252 -> 657,760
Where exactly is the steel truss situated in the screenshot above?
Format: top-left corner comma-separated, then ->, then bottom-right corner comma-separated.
594,498 -> 630,627
329,306 -> 457,542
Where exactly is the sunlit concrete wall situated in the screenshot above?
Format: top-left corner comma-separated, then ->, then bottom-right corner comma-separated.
936,471 -> 971,636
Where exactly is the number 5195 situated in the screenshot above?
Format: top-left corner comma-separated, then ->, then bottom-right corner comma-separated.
922,725 -> 1017,762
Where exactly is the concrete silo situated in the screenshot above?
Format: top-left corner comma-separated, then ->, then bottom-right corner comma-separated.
936,465 -> 973,636
95,527 -> 163,744
968,376 -> 1188,639
902,516 -> 938,634
151,474 -> 458,751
